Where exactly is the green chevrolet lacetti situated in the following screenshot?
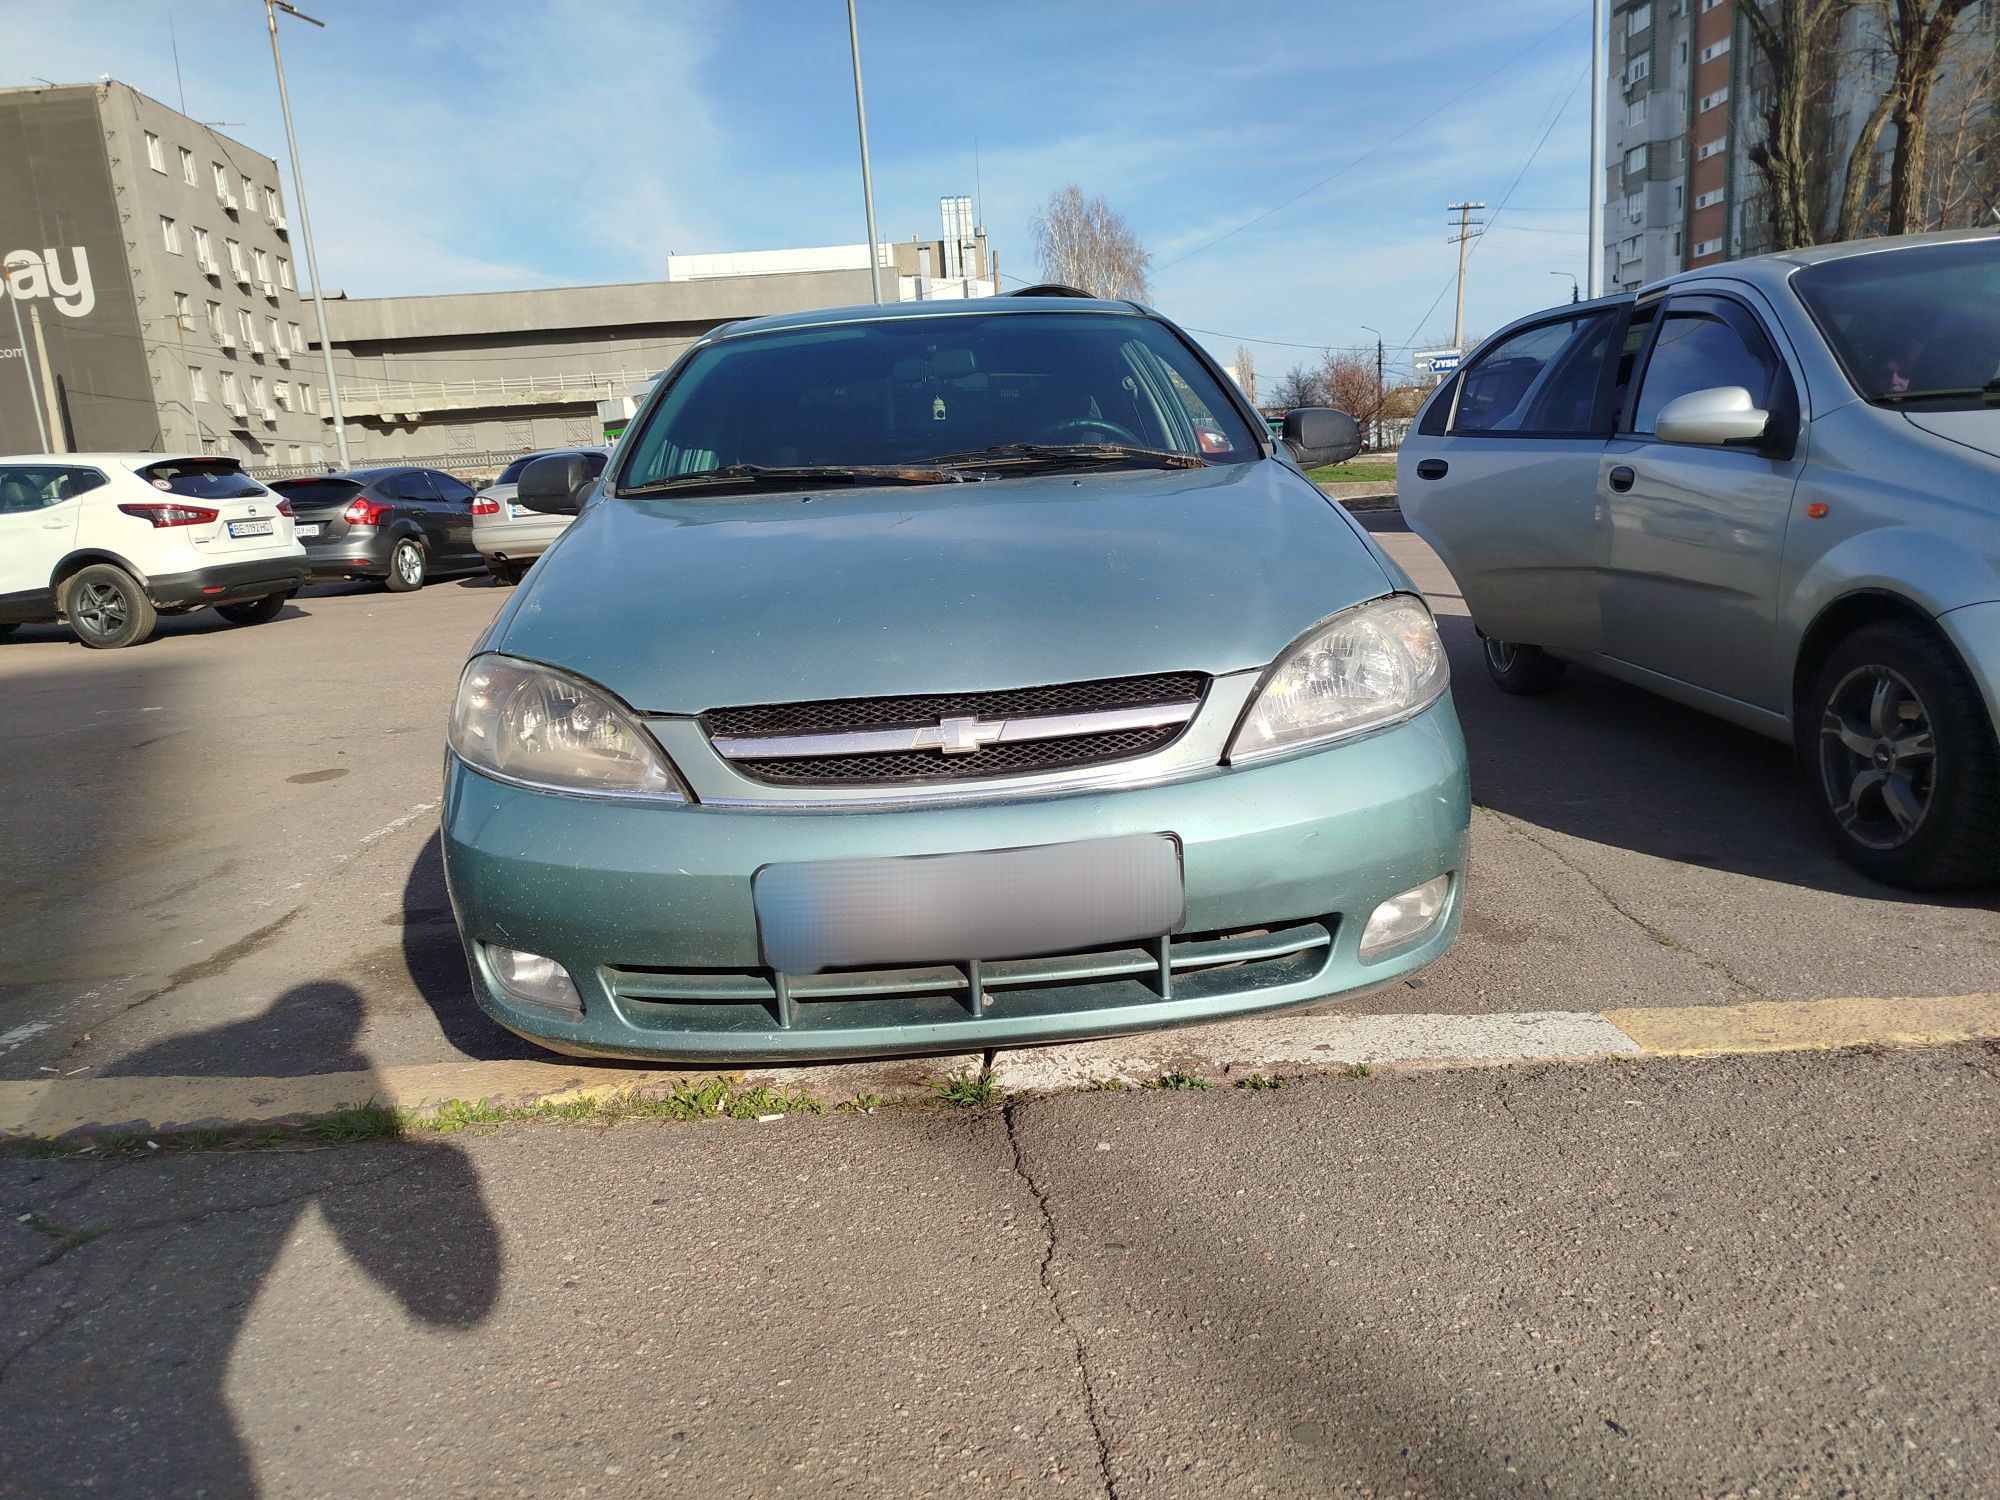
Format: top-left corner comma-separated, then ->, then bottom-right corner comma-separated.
440,291 -> 1471,1061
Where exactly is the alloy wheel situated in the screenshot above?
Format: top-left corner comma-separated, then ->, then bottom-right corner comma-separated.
396,543 -> 423,585
74,581 -> 128,638
1818,664 -> 1937,851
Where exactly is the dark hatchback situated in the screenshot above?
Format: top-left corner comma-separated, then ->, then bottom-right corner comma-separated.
271,466 -> 486,590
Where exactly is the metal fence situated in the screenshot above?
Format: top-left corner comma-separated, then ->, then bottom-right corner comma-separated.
248,447 -> 534,482
339,368 -> 652,410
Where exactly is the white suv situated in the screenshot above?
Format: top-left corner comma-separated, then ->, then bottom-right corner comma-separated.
0,454 -> 310,649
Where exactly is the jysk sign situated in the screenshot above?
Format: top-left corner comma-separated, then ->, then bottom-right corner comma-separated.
1427,353 -> 1462,374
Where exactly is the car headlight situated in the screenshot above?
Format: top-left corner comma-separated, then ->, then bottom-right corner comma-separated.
448,654 -> 686,799
1228,596 -> 1448,762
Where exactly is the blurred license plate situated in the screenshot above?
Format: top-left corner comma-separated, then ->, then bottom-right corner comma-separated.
295,523 -> 321,537
755,833 -> 1184,975
507,503 -> 534,519
228,518 -> 274,537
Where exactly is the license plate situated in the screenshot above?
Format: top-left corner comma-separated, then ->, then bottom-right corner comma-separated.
754,833 -> 1184,975
507,503 -> 534,519
295,523 -> 321,538
228,517 -> 274,538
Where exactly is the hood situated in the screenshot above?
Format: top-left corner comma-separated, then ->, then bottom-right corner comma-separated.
1901,408 -> 2000,461
491,462 -> 1394,713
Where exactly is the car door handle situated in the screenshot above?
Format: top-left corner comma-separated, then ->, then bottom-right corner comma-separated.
1415,459 -> 1449,480
1608,465 -> 1636,493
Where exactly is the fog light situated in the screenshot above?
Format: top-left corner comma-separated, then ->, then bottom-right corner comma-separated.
485,944 -> 582,1012
1359,875 -> 1451,961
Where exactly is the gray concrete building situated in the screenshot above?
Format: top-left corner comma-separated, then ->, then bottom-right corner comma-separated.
1,81 -> 331,463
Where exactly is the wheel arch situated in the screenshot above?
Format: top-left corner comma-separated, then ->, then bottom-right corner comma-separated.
1791,589 -> 1963,741
50,548 -> 148,593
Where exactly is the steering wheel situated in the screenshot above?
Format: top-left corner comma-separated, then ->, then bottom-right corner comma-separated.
1035,416 -> 1145,446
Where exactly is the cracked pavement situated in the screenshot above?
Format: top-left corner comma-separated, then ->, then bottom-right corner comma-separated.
4,1046 -> 1997,1496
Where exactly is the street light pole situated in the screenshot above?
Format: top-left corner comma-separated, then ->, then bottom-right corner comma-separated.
1550,270 -> 1581,303
264,0 -> 350,468
4,256 -> 52,451
846,0 -> 885,305
1359,323 -> 1384,451
1587,0 -> 1607,298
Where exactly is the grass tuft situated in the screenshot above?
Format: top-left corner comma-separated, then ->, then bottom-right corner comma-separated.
1343,1063 -> 1373,1079
1235,1072 -> 1287,1091
933,1069 -> 1002,1108
1148,1070 -> 1211,1091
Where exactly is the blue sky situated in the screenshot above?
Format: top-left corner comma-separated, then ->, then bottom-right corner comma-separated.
6,0 -> 1598,382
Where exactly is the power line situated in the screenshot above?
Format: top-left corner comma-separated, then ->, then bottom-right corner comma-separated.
1156,12 -> 1582,272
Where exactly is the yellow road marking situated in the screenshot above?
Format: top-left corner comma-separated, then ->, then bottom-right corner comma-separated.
1604,993 -> 2000,1057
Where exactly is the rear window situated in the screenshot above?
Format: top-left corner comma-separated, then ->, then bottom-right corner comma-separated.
498,451 -> 605,484
137,458 -> 266,499
272,477 -> 363,506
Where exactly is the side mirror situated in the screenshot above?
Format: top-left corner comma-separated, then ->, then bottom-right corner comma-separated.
1281,407 -> 1363,468
517,453 -> 594,515
1654,385 -> 1770,447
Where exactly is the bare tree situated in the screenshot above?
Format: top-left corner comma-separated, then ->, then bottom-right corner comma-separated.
1923,39 -> 2000,227
1233,344 -> 1257,404
1873,0 -> 1986,231
1741,0 -> 1852,249
1030,185 -> 1153,301
1269,363 -> 1322,410
1317,349 -> 1383,445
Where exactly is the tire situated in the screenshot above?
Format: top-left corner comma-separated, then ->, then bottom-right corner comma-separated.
1805,621 -> 2000,890
1480,633 -> 1568,695
487,560 -> 525,586
385,537 -> 427,592
216,591 -> 291,625
0,623 -> 17,638
62,564 -> 157,650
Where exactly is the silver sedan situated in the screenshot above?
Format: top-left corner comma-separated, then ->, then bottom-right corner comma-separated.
471,447 -> 607,584
1402,229 -> 2000,890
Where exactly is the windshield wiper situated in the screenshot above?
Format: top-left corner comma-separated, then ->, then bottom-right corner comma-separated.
1875,380 -> 2000,406
928,443 -> 1208,473
619,463 -> 966,497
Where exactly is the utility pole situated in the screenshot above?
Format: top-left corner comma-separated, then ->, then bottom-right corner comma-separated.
1447,201 -> 1486,353
265,0 -> 350,468
5,258 -> 51,451
28,303 -> 65,453
846,0 -> 885,305
1587,0 -> 1607,298
1360,323 -> 1385,451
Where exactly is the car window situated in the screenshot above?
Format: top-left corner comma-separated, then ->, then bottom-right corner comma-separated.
134,458 -> 265,499
0,466 -> 100,512
1450,311 -> 1617,435
1630,299 -> 1781,435
430,472 -> 476,505
1792,238 -> 2000,407
389,471 -> 438,502
617,311 -> 1260,487
497,455 -> 541,484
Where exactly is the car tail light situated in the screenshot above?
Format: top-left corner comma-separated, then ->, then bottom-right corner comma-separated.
118,502 -> 219,528
472,498 -> 500,516
275,498 -> 295,517
343,495 -> 390,526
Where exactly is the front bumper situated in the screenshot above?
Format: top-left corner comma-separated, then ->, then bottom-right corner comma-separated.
442,698 -> 1471,1063
148,555 -> 309,610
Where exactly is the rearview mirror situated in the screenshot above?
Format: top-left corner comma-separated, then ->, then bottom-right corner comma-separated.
517,453 -> 595,515
1281,407 -> 1363,469
1654,385 -> 1770,447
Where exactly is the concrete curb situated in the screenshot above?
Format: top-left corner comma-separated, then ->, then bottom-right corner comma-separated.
5,993 -> 1997,1140
1319,482 -> 1398,512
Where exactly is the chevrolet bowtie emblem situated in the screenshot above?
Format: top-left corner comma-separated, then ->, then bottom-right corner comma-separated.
916,715 -> 1004,755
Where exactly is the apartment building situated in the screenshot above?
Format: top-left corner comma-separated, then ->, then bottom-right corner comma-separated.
0,81 -> 331,463
1601,0 -> 1744,293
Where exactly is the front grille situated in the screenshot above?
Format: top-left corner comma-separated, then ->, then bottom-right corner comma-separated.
706,671 -> 1206,787
603,917 -> 1337,1035
736,724 -> 1184,785
707,672 -> 1207,738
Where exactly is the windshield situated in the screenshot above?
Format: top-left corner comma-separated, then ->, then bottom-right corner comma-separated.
615,311 -> 1259,490
1794,239 -> 2000,408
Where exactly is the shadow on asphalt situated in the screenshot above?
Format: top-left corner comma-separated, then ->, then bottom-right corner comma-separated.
51,983 -> 501,1494
1357,511 -> 1985,905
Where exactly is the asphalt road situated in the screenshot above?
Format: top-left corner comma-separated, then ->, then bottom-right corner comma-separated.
3,514 -> 1995,1086
5,1046 -> 1995,1496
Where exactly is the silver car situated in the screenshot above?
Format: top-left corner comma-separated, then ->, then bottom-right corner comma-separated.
1402,229 -> 2000,890
471,447 -> 607,584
